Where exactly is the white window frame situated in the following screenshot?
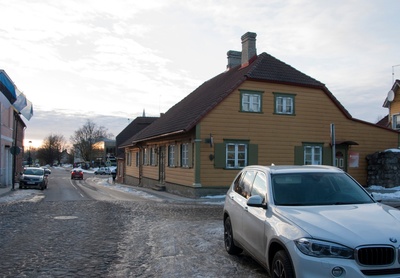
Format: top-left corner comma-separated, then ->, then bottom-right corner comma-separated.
181,143 -> 189,167
276,96 -> 293,114
304,145 -> 322,165
150,148 -> 156,166
393,114 -> 400,130
226,143 -> 247,169
143,148 -> 148,165
168,145 -> 175,167
135,152 -> 139,167
242,93 -> 261,112
126,151 -> 132,166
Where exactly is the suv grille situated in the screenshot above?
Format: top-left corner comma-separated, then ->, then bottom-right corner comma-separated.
356,246 -> 395,266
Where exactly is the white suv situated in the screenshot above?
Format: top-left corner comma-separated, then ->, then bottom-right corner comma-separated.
223,165 -> 400,278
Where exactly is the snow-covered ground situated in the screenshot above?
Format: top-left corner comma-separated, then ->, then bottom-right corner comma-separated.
0,189 -> 45,204
367,185 -> 400,201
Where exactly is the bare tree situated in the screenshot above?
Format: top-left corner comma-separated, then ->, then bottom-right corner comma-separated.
37,134 -> 66,165
70,119 -> 112,162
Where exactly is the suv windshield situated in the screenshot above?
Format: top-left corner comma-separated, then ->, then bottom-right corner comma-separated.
272,172 -> 374,206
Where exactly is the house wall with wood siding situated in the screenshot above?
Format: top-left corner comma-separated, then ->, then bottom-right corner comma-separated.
124,147 -> 139,177
197,80 -> 399,187
388,92 -> 400,127
159,135 -> 195,186
124,134 -> 196,188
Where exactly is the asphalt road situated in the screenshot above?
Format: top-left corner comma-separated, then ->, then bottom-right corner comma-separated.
0,168 -> 268,277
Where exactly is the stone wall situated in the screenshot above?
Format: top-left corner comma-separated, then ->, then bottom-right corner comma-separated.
366,150 -> 400,188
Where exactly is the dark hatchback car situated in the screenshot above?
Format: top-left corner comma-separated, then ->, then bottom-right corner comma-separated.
19,167 -> 49,190
71,169 -> 83,180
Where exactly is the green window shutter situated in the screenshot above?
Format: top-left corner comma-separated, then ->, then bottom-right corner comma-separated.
248,144 -> 258,165
294,146 -> 304,165
167,146 -> 171,166
322,147 -> 332,166
214,143 -> 226,168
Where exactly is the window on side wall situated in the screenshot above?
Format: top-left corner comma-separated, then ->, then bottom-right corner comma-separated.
143,148 -> 148,165
240,90 -> 263,113
168,145 -> 176,167
214,140 -> 258,169
304,145 -> 322,165
150,148 -> 157,166
126,151 -> 131,166
135,152 -> 139,167
226,143 -> 247,169
274,93 -> 296,115
393,114 -> 400,130
181,143 -> 189,167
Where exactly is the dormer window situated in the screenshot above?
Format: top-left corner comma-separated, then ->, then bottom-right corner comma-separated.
274,92 -> 296,115
240,90 -> 263,113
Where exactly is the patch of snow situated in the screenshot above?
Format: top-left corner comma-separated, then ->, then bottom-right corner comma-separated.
92,177 -> 163,201
367,185 -> 400,200
0,190 -> 45,204
384,148 -> 400,152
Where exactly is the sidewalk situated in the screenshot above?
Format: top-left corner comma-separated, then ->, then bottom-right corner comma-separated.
102,177 -> 226,204
0,184 -> 18,198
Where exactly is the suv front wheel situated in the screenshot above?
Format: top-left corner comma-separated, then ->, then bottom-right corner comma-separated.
271,250 -> 294,278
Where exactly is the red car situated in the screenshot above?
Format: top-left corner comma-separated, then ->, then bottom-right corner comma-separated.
71,169 -> 83,180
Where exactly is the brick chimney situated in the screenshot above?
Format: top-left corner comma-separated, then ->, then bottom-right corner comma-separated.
226,50 -> 242,70
241,32 -> 257,67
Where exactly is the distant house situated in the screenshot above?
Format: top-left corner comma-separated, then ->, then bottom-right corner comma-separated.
116,117 -> 158,183
378,79 -> 400,129
121,32 -> 399,198
92,139 -> 117,167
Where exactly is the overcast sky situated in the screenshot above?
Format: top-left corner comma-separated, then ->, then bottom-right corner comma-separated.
1,0 -> 399,147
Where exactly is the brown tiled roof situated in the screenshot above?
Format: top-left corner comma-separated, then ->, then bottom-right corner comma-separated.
130,52 -> 352,143
117,117 -> 159,148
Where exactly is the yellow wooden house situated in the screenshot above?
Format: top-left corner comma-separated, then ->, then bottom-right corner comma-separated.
380,79 -> 400,129
121,32 -> 400,198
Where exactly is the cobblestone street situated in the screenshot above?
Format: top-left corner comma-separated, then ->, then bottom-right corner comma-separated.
0,198 -> 268,277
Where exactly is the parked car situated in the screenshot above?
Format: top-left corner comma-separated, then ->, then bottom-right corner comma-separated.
41,166 -> 52,175
19,167 -> 48,190
94,167 -> 111,175
223,165 -> 400,278
71,169 -> 83,180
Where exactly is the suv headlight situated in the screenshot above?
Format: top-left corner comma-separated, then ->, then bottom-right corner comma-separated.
295,238 -> 353,259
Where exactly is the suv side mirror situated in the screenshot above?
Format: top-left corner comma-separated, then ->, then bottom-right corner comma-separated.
247,195 -> 268,209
